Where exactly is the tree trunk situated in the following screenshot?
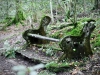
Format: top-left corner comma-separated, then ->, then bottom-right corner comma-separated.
6,0 -> 9,19
94,0 -> 99,9
83,0 -> 86,13
8,0 -> 25,26
50,0 -> 54,23
93,0 -> 99,10
73,0 -> 77,28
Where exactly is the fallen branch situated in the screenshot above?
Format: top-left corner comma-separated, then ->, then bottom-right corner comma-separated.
28,33 -> 60,42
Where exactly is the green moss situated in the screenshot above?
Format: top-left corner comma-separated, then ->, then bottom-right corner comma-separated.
78,17 -> 92,22
50,31 -> 62,39
93,35 -> 100,47
13,11 -> 25,24
7,10 -> 25,26
49,21 -> 84,39
45,61 -> 80,72
45,61 -> 69,72
65,26 -> 82,36
91,18 -> 100,47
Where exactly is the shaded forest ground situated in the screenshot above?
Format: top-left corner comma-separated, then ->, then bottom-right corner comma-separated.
0,19 -> 100,75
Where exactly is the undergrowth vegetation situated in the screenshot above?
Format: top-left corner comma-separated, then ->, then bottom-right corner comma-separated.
0,0 -> 100,75
49,18 -> 92,39
45,58 -> 88,72
12,64 -> 44,75
0,40 -> 20,58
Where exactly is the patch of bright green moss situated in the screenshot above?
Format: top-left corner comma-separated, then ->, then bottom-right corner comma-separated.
65,26 -> 82,36
45,61 -> 80,72
93,35 -> 100,47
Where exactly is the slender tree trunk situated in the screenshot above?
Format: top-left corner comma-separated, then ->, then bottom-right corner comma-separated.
55,0 -> 58,22
50,0 -> 54,23
73,0 -> 77,28
83,0 -> 86,13
6,0 -> 9,19
12,0 -> 25,24
95,0 -> 99,9
93,0 -> 99,10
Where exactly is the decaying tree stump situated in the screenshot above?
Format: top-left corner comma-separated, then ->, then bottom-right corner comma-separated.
22,16 -> 51,46
58,20 -> 96,61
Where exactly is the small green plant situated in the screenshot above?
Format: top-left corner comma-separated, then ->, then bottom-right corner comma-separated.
0,40 -> 20,58
12,64 -> 44,75
45,47 -> 54,56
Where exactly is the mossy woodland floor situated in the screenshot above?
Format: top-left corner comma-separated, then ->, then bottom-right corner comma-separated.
0,20 -> 100,75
